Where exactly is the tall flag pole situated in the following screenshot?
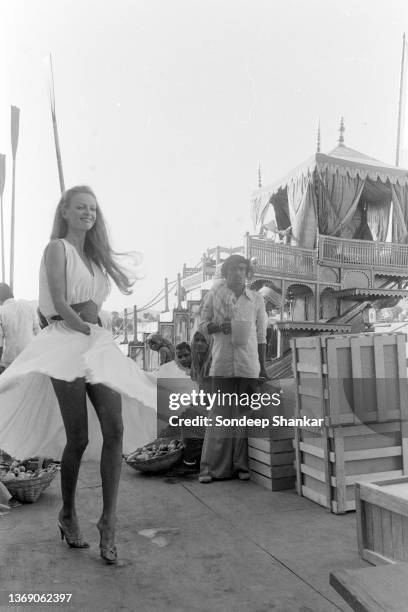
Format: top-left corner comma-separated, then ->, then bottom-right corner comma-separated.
46,54 -> 65,193
0,154 -> 5,281
10,106 -> 20,292
396,33 -> 407,167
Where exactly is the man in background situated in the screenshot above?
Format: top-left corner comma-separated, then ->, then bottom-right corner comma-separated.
0,283 -> 39,371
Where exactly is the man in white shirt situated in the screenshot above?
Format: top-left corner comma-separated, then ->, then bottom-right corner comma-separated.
198,255 -> 269,483
0,283 -> 39,370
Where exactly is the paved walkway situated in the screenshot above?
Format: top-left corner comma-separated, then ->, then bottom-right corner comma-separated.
0,460 -> 368,611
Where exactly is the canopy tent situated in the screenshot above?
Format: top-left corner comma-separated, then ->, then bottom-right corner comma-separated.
251,144 -> 408,248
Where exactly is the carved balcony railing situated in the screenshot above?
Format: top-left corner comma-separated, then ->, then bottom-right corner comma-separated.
247,236 -> 317,279
318,235 -> 408,272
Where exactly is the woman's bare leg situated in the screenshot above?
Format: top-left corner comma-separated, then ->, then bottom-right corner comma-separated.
86,383 -> 123,551
51,377 -> 88,534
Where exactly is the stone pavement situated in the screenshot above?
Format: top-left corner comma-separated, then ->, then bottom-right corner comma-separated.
0,460 -> 368,612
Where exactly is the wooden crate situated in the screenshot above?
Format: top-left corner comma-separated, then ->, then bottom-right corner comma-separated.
248,426 -> 295,491
356,476 -> 408,565
295,421 -> 408,513
291,333 -> 408,426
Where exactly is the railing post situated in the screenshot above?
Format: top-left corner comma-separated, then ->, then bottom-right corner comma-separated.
182,263 -> 186,277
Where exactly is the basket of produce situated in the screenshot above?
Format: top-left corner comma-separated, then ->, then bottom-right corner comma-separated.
125,439 -> 183,473
0,456 -> 60,503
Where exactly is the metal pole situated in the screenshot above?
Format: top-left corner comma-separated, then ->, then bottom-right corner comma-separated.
0,154 -> 5,282
10,106 -> 20,293
396,33 -> 407,167
9,160 -> 16,292
133,305 -> 138,342
164,277 -> 169,312
177,273 -> 182,309
123,308 -> 128,344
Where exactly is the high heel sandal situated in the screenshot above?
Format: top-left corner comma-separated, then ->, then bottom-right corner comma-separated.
97,522 -> 118,565
57,520 -> 90,549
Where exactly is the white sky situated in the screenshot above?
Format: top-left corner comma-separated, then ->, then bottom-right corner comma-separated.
0,0 -> 407,311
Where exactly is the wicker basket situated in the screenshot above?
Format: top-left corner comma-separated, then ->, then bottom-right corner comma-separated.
1,468 -> 58,503
126,447 -> 183,473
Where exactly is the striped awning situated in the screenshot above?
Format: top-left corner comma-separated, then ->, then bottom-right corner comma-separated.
275,321 -> 352,333
334,288 -> 408,300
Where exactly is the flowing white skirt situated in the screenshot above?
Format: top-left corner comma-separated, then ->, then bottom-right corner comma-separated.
0,322 -> 157,460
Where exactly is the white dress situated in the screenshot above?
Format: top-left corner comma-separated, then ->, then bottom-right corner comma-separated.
0,239 -> 157,460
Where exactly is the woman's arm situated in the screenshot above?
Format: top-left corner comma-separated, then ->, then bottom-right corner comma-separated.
44,240 -> 90,335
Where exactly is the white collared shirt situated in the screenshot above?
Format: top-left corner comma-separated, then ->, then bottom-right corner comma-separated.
200,284 -> 267,378
0,299 -> 39,367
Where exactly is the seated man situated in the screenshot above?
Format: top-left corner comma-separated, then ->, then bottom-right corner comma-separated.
0,283 -> 39,372
175,341 -> 191,373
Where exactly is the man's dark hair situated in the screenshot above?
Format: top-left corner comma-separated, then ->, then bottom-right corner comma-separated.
176,341 -> 191,353
0,283 -> 13,303
220,255 -> 253,279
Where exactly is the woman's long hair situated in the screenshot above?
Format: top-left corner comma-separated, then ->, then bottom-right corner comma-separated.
190,330 -> 212,386
51,185 -> 138,295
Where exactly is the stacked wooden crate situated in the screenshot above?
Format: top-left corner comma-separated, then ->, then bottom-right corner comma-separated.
291,333 -> 408,513
248,426 -> 296,491
248,377 -> 296,491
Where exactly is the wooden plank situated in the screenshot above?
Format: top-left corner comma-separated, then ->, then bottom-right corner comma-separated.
359,485 -> 408,518
372,506 -> 383,556
248,446 -> 271,465
381,507 -> 394,561
249,470 -> 273,491
330,564 -> 408,612
391,513 -> 405,562
344,446 -> 402,462
298,441 -> 325,459
270,451 -> 295,466
294,363 -> 321,374
248,458 -> 272,479
401,421 -> 408,475
345,470 -> 403,486
331,499 -> 354,513
271,465 -> 295,478
300,463 -> 326,483
270,475 -> 295,491
361,548 -> 396,566
333,427 -> 346,514
327,336 -> 354,425
294,420 -> 302,496
301,485 -> 329,509
248,438 -> 270,453
336,421 -> 401,437
268,439 -> 294,453
355,484 -> 364,556
374,334 -> 388,422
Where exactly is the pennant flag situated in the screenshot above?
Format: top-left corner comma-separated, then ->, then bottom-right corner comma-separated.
0,154 -> 5,196
0,153 -> 5,282
11,106 -> 20,160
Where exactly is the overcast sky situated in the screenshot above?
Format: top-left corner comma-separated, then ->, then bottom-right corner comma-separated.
0,0 -> 407,311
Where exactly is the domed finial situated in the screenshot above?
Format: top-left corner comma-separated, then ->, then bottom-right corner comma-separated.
338,116 -> 345,146
316,119 -> 321,153
257,161 -> 262,188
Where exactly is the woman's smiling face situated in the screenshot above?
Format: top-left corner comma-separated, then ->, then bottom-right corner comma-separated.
62,192 -> 97,232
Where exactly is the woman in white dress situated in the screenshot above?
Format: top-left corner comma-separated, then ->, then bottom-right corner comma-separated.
0,185 -> 156,564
